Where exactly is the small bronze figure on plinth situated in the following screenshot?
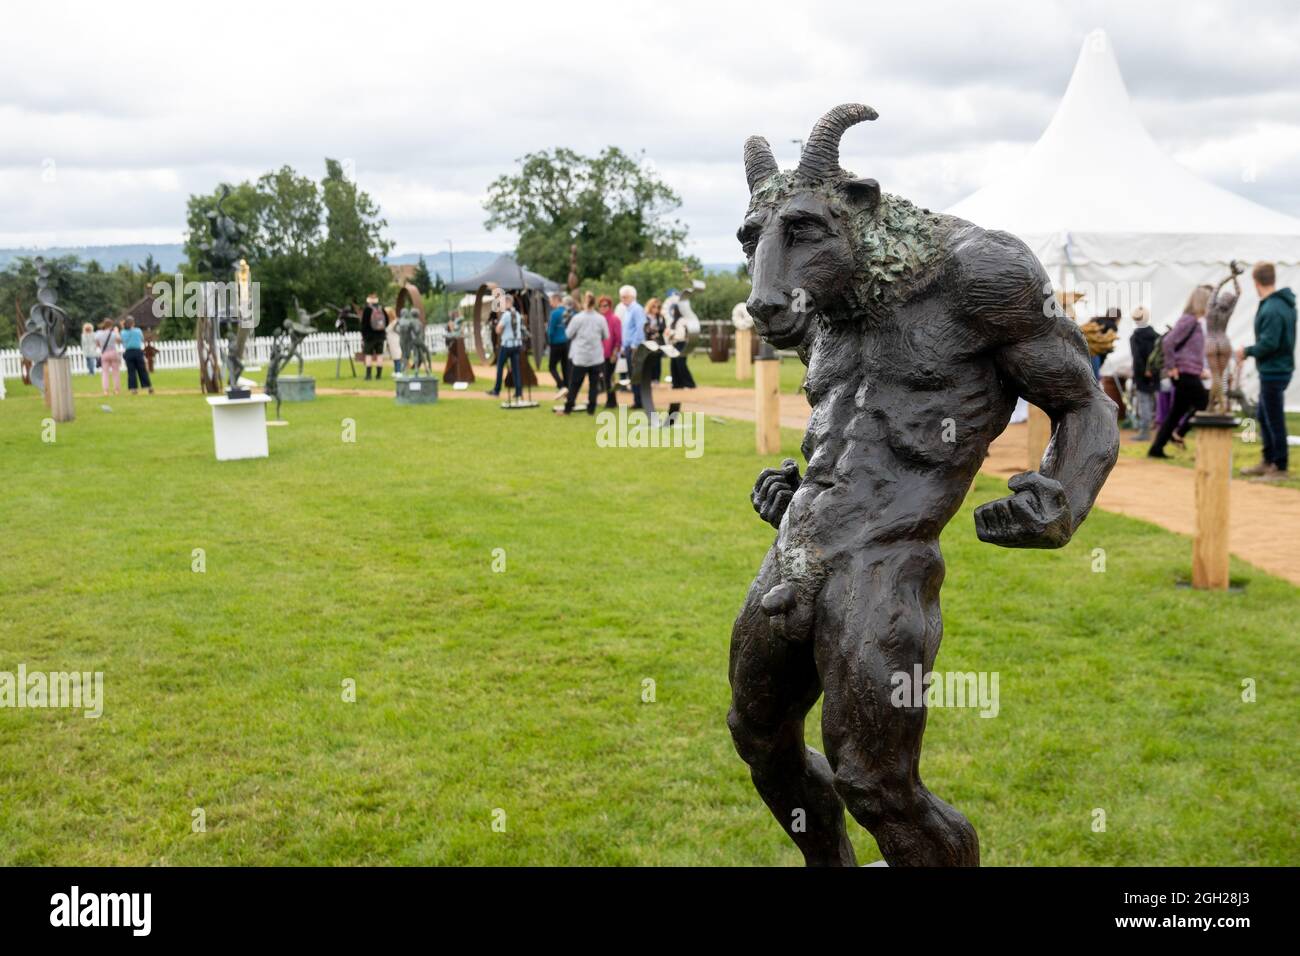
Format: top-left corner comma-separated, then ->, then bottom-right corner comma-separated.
1195,260 -> 1244,426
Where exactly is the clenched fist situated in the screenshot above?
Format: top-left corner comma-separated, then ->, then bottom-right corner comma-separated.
753,458 -> 801,528
974,471 -> 1073,549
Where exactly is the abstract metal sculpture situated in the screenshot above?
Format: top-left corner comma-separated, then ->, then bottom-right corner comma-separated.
728,104 -> 1119,866
18,257 -> 72,394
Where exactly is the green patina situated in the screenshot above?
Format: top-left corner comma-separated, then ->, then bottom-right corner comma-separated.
748,170 -> 945,319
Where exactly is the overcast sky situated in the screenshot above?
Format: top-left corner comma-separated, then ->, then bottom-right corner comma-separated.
2,0 -> 1297,263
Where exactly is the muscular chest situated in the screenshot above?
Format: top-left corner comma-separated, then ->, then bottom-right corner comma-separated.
797,307 -> 1005,475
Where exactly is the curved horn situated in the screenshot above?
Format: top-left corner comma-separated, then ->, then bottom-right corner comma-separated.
797,103 -> 878,182
743,135 -> 779,192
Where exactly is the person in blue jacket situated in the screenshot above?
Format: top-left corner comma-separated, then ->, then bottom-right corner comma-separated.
547,293 -> 573,395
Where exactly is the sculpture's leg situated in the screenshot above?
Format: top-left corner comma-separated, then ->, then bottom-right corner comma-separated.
728,547 -> 857,866
816,540 -> 979,867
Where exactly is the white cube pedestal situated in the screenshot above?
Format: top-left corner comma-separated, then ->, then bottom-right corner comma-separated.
207,394 -> 273,461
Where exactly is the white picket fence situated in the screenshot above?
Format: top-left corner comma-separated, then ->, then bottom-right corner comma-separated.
0,329 -> 448,380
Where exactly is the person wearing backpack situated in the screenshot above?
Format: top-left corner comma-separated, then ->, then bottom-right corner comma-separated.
1236,261 -> 1296,480
1128,307 -> 1158,441
1149,285 -> 1212,458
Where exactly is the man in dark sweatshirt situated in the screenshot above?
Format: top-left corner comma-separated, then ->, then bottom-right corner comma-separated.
1236,261 -> 1296,480
1128,306 -> 1159,441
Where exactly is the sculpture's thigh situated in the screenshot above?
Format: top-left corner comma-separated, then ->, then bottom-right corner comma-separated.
729,547 -> 822,744
814,541 -> 945,772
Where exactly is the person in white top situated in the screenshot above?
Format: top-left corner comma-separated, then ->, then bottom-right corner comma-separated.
80,323 -> 100,375
95,320 -> 123,395
385,308 -> 404,374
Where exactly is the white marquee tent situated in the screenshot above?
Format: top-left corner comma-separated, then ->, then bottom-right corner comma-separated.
947,29 -> 1300,409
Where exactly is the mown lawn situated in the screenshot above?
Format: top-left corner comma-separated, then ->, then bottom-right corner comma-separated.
0,376 -> 1295,865
1117,411 -> 1300,491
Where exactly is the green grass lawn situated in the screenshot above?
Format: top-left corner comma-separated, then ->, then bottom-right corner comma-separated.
1117,411 -> 1300,491
0,379 -> 1296,865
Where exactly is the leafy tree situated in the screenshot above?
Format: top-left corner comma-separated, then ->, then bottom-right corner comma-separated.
138,253 -> 162,281
0,255 -> 146,348
689,271 -> 752,323
178,160 -> 392,332
484,147 -> 686,282
413,254 -> 434,295
182,181 -> 266,279
614,259 -> 698,304
316,158 -> 393,314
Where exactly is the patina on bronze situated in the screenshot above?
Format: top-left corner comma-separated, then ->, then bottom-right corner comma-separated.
728,104 -> 1119,867
397,306 -> 433,377
1196,260 -> 1244,424
199,186 -> 252,398
264,299 -> 321,420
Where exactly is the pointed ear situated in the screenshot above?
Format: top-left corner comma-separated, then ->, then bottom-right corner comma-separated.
844,177 -> 880,210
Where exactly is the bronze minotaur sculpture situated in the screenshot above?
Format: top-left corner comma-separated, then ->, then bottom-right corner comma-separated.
728,104 -> 1119,866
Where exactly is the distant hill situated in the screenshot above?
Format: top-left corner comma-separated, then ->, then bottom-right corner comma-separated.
0,243 -> 187,272
0,244 -> 744,281
384,251 -> 507,283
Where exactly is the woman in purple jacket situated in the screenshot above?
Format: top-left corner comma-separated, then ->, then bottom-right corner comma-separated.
1148,285 -> 1212,458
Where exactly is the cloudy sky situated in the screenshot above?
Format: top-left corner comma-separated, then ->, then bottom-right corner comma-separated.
2,0 -> 1297,263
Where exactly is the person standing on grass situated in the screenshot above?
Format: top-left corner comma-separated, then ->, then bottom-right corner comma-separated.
96,319 -> 122,395
598,294 -> 622,408
385,307 -> 404,375
80,322 -> 100,375
1149,285 -> 1211,459
547,292 -> 572,396
360,293 -> 387,380
1128,307 -> 1158,441
120,316 -> 153,394
643,298 -> 667,384
1236,261 -> 1296,481
488,294 -> 523,401
620,285 -> 646,409
557,292 -> 609,415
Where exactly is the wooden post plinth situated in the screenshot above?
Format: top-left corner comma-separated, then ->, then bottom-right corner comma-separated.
735,328 -> 753,381
755,357 -> 780,455
1027,404 -> 1051,471
1192,420 -> 1234,590
46,357 -> 75,422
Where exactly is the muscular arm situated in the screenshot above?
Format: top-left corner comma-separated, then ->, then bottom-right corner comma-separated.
948,224 -> 1119,548
978,316 -> 1119,547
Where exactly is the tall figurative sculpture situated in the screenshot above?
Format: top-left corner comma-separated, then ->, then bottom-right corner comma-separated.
1202,261 -> 1243,418
397,306 -> 433,376
199,186 -> 252,398
728,104 -> 1119,866
264,299 -> 321,420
